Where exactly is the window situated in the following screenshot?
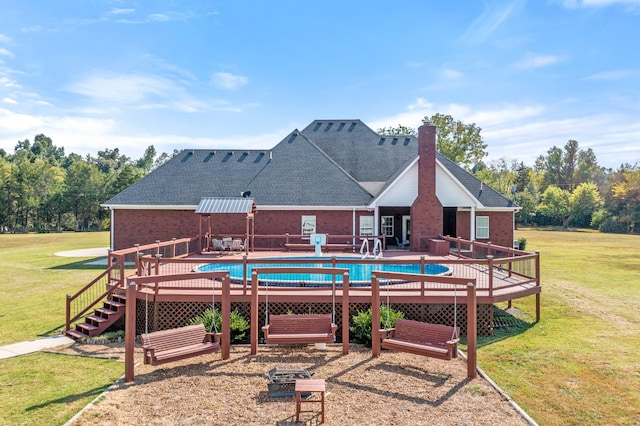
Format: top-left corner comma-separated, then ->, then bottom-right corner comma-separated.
476,216 -> 489,239
359,216 -> 374,236
381,216 -> 394,237
301,215 -> 316,235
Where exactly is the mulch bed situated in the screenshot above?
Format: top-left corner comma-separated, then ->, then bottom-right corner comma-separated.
55,342 -> 530,425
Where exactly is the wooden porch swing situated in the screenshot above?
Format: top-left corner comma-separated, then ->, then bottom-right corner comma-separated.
250,266 -> 351,355
371,272 -> 478,379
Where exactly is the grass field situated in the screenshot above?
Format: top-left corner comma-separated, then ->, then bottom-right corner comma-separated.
484,228 -> 640,425
0,229 -> 638,425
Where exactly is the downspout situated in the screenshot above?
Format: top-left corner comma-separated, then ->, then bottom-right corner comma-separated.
352,208 -> 356,247
110,208 -> 115,250
374,207 -> 379,236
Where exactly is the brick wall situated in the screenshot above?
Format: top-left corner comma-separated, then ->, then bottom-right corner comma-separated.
451,210 -> 514,248
112,208 -> 373,250
410,122 -> 443,250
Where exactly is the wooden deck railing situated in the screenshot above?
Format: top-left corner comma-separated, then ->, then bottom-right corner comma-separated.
67,234 -> 540,334
65,237 -> 199,333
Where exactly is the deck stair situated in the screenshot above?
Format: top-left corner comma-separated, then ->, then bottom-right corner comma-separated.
66,293 -> 126,340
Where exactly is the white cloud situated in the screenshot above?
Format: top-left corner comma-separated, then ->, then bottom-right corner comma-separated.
3,97 -> 17,104
514,54 -> 564,70
368,98 -> 640,168
106,8 -> 135,16
460,0 -> 526,45
210,72 -> 248,90
0,34 -> 12,44
0,47 -> 13,57
585,69 -> 636,80
0,76 -> 21,88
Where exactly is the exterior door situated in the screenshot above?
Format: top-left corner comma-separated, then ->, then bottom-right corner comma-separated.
401,216 -> 411,244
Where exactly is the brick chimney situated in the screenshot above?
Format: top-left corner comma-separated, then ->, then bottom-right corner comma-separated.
410,119 -> 443,250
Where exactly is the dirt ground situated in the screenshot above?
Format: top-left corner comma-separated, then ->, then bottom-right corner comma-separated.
54,342 -> 530,426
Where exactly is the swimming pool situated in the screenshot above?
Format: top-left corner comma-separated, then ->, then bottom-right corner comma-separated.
197,257 -> 450,287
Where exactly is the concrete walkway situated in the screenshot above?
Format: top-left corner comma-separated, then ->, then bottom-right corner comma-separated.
0,335 -> 75,360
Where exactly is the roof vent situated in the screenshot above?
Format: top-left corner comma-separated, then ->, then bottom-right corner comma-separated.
313,122 -> 322,131
348,122 -> 356,132
337,122 -> 345,131
324,122 -> 333,132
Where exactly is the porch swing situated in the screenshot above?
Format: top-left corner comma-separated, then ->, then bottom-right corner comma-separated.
261,274 -> 337,345
140,281 -> 222,366
378,279 -> 460,360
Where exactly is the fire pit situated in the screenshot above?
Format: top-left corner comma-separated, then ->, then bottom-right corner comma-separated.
264,367 -> 312,398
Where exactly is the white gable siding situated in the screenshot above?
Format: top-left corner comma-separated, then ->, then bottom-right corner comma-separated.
435,166 -> 478,207
371,163 -> 418,206
371,160 -> 479,208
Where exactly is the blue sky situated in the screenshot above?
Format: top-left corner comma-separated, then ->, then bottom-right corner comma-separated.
1,0 -> 639,169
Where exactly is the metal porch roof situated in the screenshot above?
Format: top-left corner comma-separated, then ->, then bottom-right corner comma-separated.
195,197 -> 256,214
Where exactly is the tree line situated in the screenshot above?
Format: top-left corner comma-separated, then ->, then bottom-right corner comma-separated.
1,116 -> 639,234
0,134 -> 175,233
380,114 -> 640,234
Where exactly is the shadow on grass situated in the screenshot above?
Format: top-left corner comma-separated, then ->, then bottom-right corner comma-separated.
49,257 -> 110,270
26,384 -> 112,412
473,307 -> 537,349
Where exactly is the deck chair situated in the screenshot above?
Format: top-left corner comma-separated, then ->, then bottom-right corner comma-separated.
222,237 -> 233,251
395,237 -> 409,249
231,239 -> 244,251
211,238 -> 225,252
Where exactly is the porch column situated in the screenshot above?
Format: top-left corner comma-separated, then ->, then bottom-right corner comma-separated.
470,206 -> 476,241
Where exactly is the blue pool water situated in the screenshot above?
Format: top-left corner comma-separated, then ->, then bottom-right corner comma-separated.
197,257 -> 450,287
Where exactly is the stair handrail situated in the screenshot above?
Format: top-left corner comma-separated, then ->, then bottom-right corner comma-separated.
65,258 -> 124,332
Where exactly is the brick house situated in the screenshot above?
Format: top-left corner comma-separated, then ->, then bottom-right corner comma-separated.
103,119 -> 519,251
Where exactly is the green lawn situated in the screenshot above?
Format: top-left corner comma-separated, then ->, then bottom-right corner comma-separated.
0,232 -> 111,345
480,228 -> 640,425
0,230 -> 638,425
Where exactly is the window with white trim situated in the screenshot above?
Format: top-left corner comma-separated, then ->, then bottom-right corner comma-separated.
381,216 -> 394,237
476,216 -> 489,239
301,215 -> 316,235
359,216 -> 374,236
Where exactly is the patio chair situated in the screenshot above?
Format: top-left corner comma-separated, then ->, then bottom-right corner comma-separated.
231,239 -> 244,251
211,238 -> 225,252
395,237 -> 409,249
222,237 -> 233,251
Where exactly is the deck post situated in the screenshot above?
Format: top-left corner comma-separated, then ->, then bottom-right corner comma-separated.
535,251 -> 541,322
221,275 -> 231,360
371,275 -> 381,357
250,271 -> 259,355
342,272 -> 350,354
125,279 -> 136,382
466,281 -> 477,379
487,255 -> 494,297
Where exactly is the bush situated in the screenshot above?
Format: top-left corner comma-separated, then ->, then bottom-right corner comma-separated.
350,305 -> 404,347
599,218 -> 627,234
517,237 -> 527,251
189,308 -> 250,343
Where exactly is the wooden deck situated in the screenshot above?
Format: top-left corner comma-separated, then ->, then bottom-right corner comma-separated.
129,250 -> 541,306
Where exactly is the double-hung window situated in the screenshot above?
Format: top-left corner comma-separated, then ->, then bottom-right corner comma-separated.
476,216 -> 489,239
359,216 -> 374,236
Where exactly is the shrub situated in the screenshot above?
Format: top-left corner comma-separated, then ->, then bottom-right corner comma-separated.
350,305 -> 404,347
599,218 -> 627,234
189,308 -> 250,343
517,237 -> 527,251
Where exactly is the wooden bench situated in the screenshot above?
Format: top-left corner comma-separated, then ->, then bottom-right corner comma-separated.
262,314 -> 337,345
141,324 -> 221,366
379,319 -> 459,360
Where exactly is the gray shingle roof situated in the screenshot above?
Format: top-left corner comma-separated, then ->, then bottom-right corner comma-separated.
103,119 -> 516,210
